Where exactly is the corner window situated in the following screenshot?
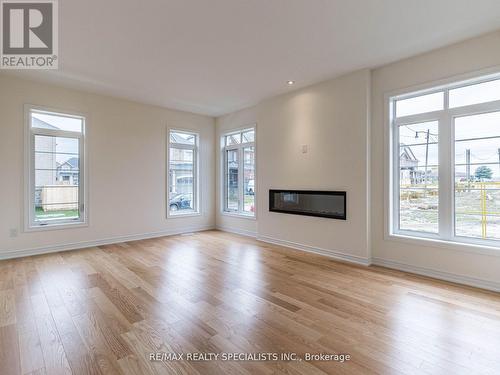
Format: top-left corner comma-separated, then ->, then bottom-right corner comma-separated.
168,130 -> 199,216
223,128 -> 256,216
390,73 -> 500,246
26,107 -> 86,229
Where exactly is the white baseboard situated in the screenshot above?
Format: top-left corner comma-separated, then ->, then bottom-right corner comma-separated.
216,225 -> 257,238
0,225 -> 215,261
257,234 -> 371,266
6,224 -> 499,293
372,257 -> 500,293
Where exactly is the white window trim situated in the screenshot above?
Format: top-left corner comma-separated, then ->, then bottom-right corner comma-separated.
24,104 -> 88,232
167,128 -> 200,218
385,66 -> 500,255
221,125 -> 257,218
220,211 -> 257,220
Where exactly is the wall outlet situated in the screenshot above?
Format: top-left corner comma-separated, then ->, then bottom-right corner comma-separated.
9,228 -> 18,238
302,144 -> 308,153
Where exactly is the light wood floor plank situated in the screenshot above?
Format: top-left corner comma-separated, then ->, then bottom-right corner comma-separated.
0,324 -> 22,375
0,230 -> 499,374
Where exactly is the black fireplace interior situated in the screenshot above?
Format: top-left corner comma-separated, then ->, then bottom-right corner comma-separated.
269,190 -> 346,220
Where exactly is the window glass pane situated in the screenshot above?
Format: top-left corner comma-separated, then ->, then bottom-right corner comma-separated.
226,133 -> 241,146
455,185 -> 500,240
400,144 -> 438,167
456,138 -> 500,165
35,136 -> 79,158
242,130 -> 255,143
450,78 -> 500,108
455,111 -> 500,140
399,189 -> 438,233
398,122 -> 439,146
454,111 -> 500,240
243,147 -> 255,213
32,111 -> 83,132
169,147 -> 195,213
35,203 -> 80,222
170,131 -> 195,145
399,121 -> 439,233
226,149 -> 239,211
396,92 -> 444,117
34,134 -> 80,223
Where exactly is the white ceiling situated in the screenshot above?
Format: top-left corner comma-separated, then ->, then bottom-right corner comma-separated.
13,0 -> 500,117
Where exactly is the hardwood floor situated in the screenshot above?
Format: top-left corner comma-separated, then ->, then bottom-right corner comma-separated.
1,230 -> 500,375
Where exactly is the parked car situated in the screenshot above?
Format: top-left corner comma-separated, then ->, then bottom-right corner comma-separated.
169,194 -> 192,211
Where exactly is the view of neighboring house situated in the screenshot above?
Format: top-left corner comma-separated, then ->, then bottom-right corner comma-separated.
57,157 -> 79,185
399,145 -> 425,185
227,149 -> 238,192
399,144 -> 439,186
169,147 -> 194,196
227,149 -> 255,193
33,116 -> 79,211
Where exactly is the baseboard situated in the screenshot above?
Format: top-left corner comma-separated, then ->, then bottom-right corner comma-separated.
7,224 -> 498,292
372,257 -> 500,293
0,225 -> 215,261
216,225 -> 257,238
257,234 -> 371,266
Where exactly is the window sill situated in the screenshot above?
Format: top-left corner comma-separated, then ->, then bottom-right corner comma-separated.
220,211 -> 256,220
387,232 -> 500,257
25,221 -> 88,233
167,212 -> 201,219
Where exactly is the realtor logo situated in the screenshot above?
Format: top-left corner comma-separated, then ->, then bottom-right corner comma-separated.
1,0 -> 58,69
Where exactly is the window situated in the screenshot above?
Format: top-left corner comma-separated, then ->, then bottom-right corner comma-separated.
398,121 -> 439,233
168,130 -> 199,216
222,128 -> 255,216
396,92 -> 444,117
26,107 -> 86,229
454,112 -> 500,240
390,73 -> 500,247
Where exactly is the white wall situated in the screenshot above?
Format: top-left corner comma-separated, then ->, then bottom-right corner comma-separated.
216,70 -> 372,264
0,74 -> 215,258
371,31 -> 500,288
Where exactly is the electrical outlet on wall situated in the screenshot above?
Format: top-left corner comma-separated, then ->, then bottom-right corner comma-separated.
9,228 -> 18,238
301,144 -> 308,154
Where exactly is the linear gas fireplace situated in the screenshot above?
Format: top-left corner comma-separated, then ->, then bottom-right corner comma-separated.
269,190 -> 346,220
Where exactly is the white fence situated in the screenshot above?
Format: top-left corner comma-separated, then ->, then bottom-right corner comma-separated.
40,186 -> 78,211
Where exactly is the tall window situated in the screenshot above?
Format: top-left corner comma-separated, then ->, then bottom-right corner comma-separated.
223,128 -> 255,216
26,107 -> 86,229
390,73 -> 500,246
168,130 -> 199,216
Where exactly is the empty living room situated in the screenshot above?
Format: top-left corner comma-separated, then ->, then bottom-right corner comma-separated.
2,1 -> 500,374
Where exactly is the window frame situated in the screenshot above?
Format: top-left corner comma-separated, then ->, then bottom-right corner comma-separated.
386,69 -> 500,251
221,126 -> 256,218
167,128 -> 200,218
24,105 -> 88,231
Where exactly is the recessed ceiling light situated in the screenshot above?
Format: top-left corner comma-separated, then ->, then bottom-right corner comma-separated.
287,80 -> 295,85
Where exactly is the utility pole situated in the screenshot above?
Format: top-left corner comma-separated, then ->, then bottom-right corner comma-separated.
466,149 -> 471,192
